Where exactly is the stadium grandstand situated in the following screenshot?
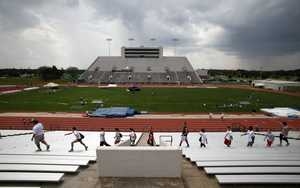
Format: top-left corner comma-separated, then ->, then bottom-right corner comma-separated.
79,47 -> 202,84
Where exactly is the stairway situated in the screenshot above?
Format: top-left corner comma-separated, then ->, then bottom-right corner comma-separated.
136,132 -> 156,146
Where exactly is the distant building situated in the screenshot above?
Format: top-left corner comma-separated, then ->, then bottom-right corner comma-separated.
79,47 -> 202,84
252,79 -> 300,92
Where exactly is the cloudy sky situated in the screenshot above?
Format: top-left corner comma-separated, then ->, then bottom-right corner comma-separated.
0,0 -> 299,70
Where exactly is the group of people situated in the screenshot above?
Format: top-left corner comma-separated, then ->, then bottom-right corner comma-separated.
31,119 -> 139,152
31,119 -> 89,152
99,128 -> 137,146
179,121 -> 291,148
31,119 -> 291,152
179,122 -> 208,148
238,122 -> 290,148
208,112 -> 225,120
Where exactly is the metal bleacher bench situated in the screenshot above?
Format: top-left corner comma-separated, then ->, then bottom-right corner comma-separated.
216,174 -> 300,184
196,160 -> 300,167
0,154 -> 96,162
189,155 -> 300,162
0,172 -> 64,182
205,166 -> 300,174
0,158 -> 88,166
0,164 -> 79,173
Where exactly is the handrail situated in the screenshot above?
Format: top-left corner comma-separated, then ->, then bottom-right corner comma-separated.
159,135 -> 173,146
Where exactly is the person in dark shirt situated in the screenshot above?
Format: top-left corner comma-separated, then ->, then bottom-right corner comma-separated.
179,122 -> 189,147
279,122 -> 290,146
147,127 -> 155,146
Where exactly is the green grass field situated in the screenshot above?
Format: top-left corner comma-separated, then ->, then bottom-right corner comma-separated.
0,87 -> 299,113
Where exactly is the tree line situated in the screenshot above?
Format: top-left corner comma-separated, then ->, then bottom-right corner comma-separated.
0,67 -> 299,82
208,69 -> 300,81
0,66 -> 84,82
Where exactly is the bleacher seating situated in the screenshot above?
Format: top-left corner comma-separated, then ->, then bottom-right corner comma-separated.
0,172 -> 64,182
216,174 -> 300,184
155,132 -> 300,185
205,167 -> 300,174
0,164 -> 79,173
79,47 -> 202,84
196,160 -> 300,167
0,130 -> 141,184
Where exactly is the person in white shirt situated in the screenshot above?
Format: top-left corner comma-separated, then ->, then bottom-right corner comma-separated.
199,129 -> 208,148
129,128 -> 137,146
264,129 -> 275,147
99,128 -> 110,146
241,126 -> 255,147
224,126 -> 233,147
65,127 -> 88,152
31,119 -> 50,151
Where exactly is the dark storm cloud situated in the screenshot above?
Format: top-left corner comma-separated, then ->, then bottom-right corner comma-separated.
0,0 -> 299,70
90,0 -> 300,57
211,0 -> 300,57
0,0 -> 41,32
0,0 -> 79,32
89,0 -> 197,47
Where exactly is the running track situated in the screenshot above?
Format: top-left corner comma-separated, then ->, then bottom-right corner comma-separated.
0,116 -> 299,132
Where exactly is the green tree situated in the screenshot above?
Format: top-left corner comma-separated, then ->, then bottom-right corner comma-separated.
38,66 -> 63,81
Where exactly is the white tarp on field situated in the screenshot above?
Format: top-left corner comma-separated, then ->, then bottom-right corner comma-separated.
261,107 -> 300,118
43,82 -> 59,88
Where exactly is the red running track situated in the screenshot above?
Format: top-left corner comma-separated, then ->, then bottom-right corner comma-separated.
0,116 -> 300,132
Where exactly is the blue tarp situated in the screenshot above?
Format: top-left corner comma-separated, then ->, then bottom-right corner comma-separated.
88,107 -> 137,117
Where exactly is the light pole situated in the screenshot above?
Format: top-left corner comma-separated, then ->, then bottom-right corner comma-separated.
150,38 -> 156,47
106,38 -> 112,56
172,38 -> 179,56
128,38 -> 135,47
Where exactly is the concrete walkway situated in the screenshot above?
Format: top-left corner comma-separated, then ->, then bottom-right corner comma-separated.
181,158 -> 220,188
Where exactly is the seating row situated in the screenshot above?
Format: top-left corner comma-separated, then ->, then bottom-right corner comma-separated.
216,175 -> 300,184
0,172 -> 63,182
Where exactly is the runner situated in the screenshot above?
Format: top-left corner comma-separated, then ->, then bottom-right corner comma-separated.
279,122 -> 290,146
114,128 -> 123,145
99,128 -> 111,146
129,128 -> 137,146
147,128 -> 155,146
31,119 -> 50,152
199,129 -> 208,148
241,126 -> 255,147
179,122 -> 190,147
224,126 -> 233,147
65,127 -> 88,152
264,129 -> 275,147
